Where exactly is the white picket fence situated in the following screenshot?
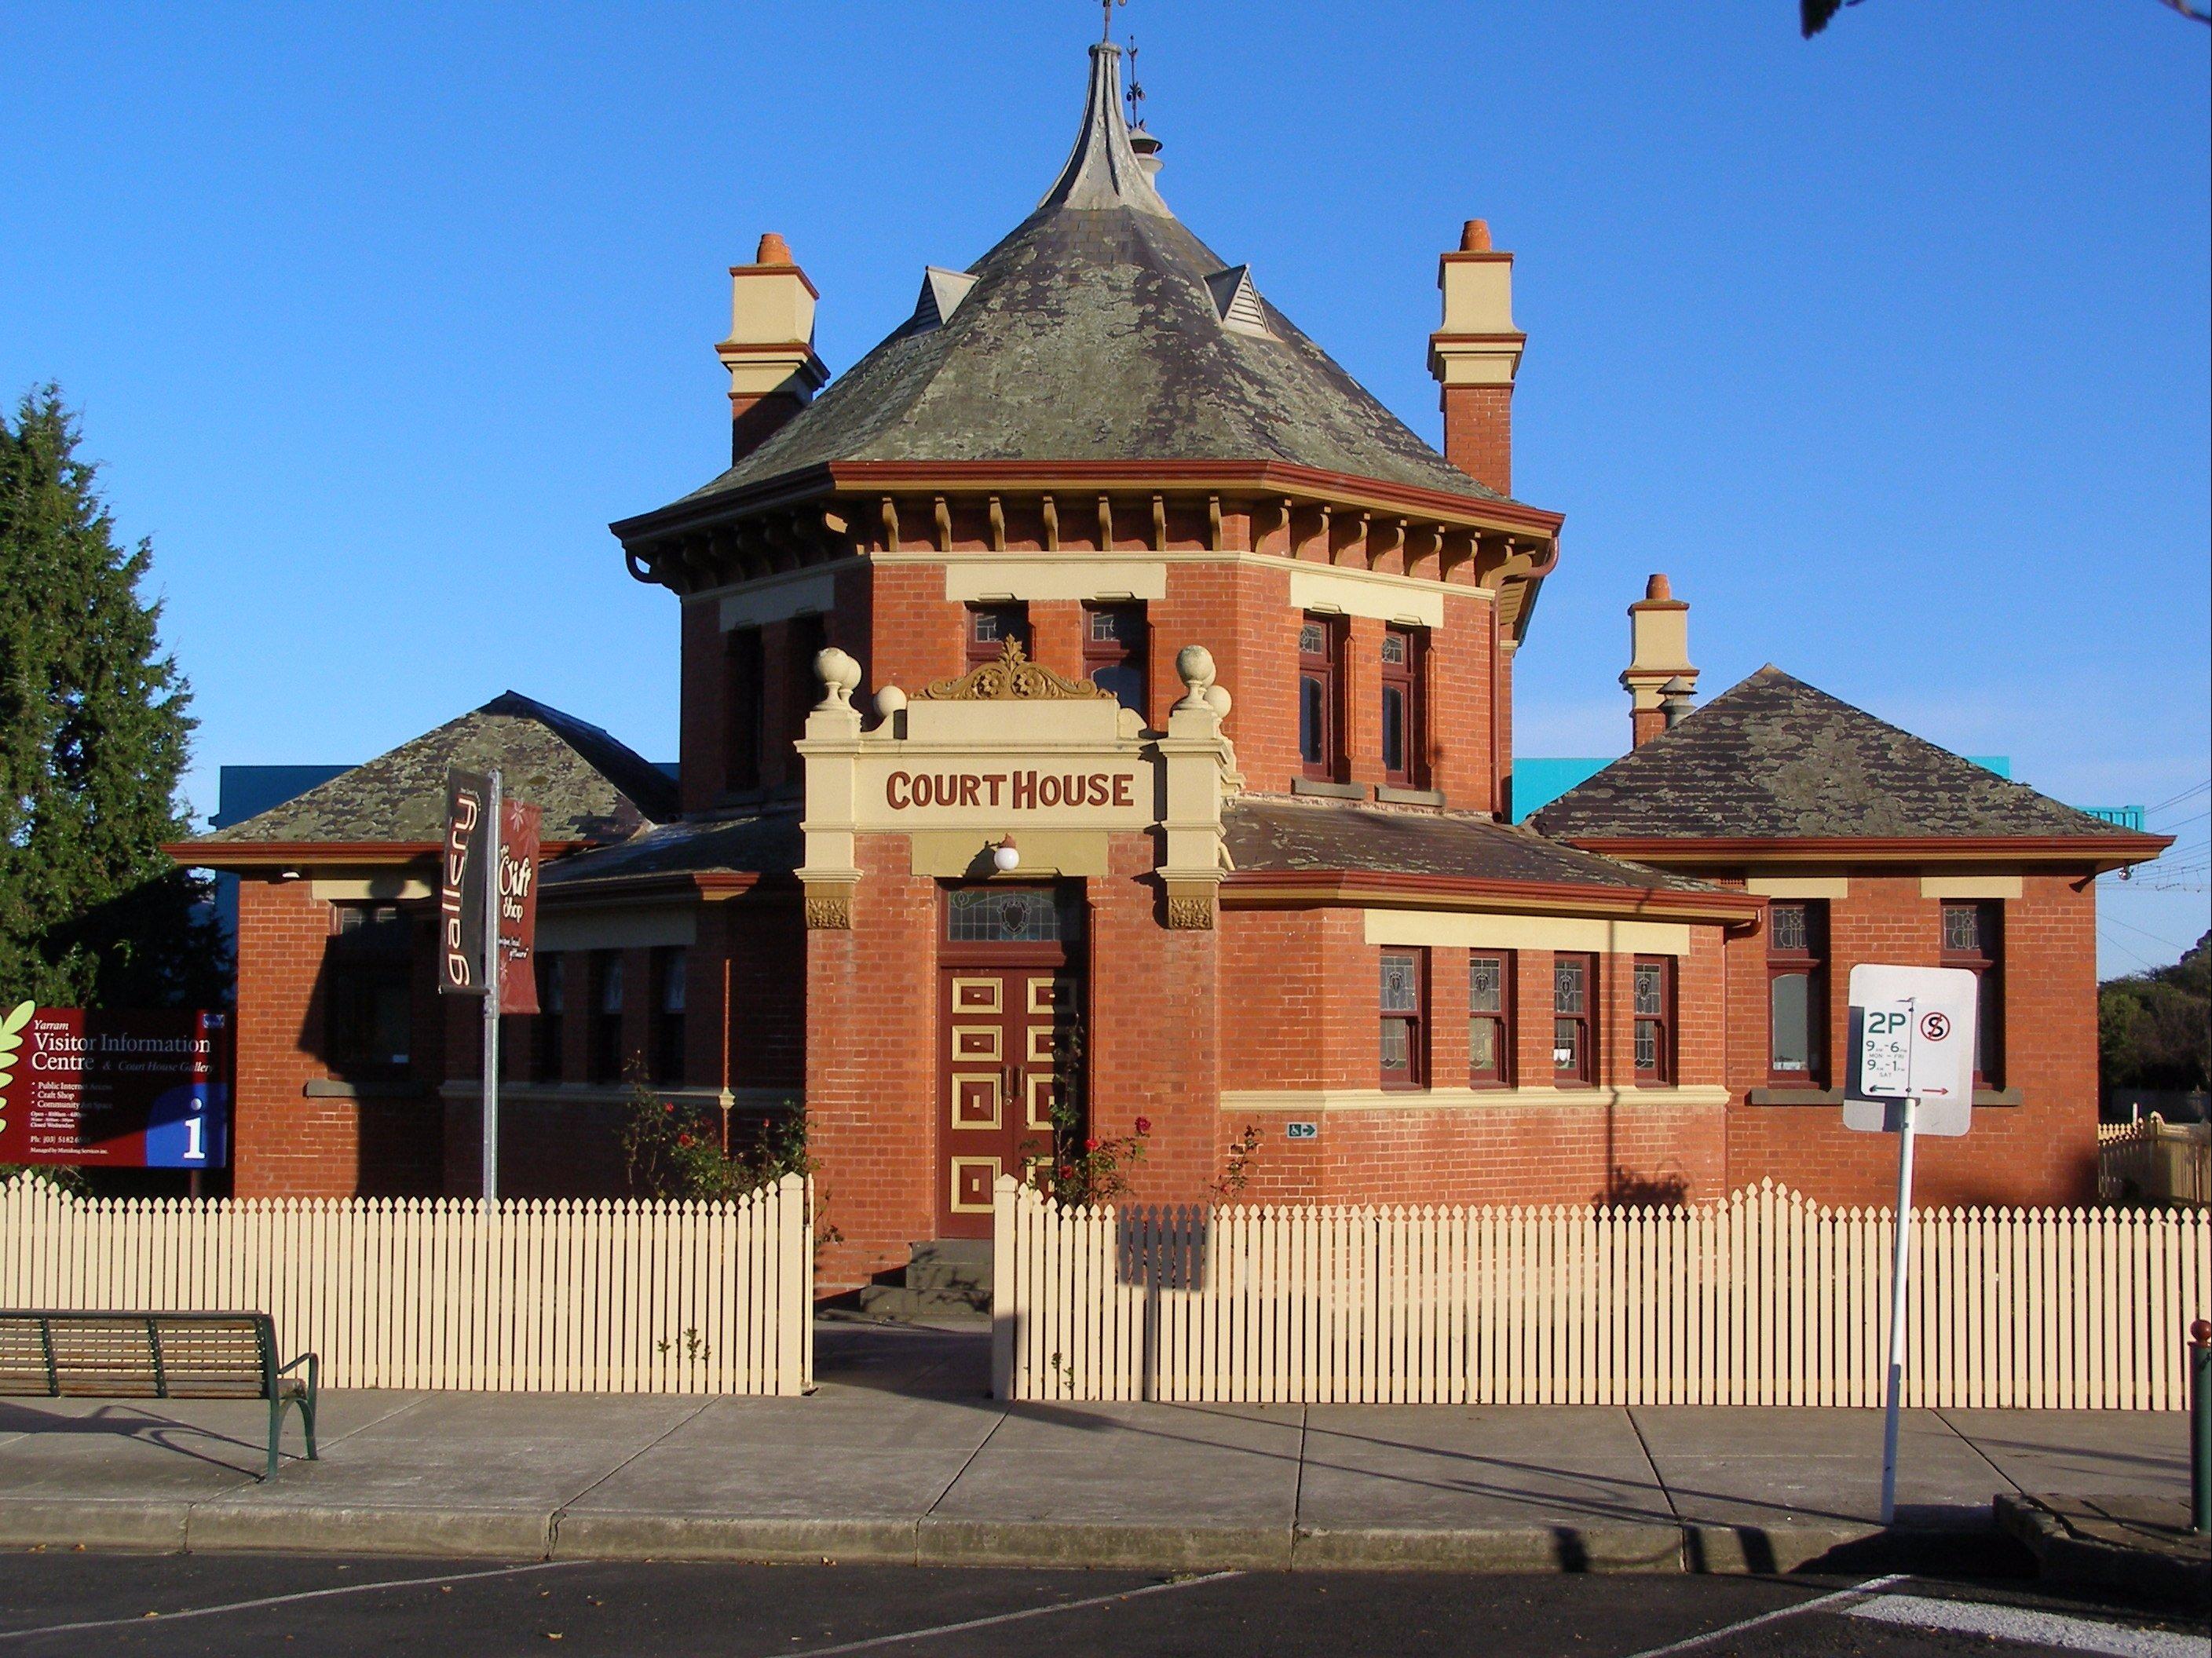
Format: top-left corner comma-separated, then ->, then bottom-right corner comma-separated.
992,1178 -> 2210,1409
2097,1116 -> 2211,1208
0,1174 -> 814,1394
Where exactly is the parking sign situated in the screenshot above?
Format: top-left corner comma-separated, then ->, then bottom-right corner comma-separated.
1843,964 -> 1980,1138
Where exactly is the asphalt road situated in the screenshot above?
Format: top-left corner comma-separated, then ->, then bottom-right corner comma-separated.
0,1552 -> 2200,1657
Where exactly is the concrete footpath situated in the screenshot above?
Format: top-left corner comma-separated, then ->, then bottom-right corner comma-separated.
0,1320 -> 2192,1577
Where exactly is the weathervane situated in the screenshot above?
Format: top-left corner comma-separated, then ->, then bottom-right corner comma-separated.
1101,0 -> 1123,43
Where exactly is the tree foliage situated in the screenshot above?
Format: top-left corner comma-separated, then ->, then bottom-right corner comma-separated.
0,387 -> 225,1009
2098,931 -> 2210,1096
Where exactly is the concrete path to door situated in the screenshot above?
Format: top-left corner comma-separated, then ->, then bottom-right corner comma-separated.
0,1320 -> 2190,1577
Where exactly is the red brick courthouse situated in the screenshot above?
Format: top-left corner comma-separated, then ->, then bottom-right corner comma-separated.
179,43 -> 2165,1289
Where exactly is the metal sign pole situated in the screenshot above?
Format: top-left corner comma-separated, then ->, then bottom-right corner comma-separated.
1879,1090 -> 1919,1525
481,769 -> 502,1203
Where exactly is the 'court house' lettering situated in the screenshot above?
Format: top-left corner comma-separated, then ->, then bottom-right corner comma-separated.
885,770 -> 1136,810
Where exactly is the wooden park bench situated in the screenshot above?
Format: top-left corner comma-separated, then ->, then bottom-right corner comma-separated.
0,1311 -> 317,1480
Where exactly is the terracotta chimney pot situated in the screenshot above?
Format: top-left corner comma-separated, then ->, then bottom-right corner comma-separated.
755,232 -> 793,266
1460,218 -> 1491,252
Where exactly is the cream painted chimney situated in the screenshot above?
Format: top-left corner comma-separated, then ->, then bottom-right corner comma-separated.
1622,574 -> 1696,747
1428,219 -> 1526,496
717,232 -> 829,463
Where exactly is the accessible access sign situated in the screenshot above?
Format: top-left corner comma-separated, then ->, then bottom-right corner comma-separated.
0,1003 -> 230,1168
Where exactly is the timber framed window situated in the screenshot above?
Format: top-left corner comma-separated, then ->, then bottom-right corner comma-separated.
722,626 -> 764,793
1380,626 -> 1425,787
1298,613 -> 1345,780
1380,949 -> 1425,1088
1084,603 -> 1148,715
1941,900 -> 2003,1087
1766,901 -> 1827,1085
1632,955 -> 1674,1084
1468,951 -> 1513,1086
326,903 -> 413,1079
1552,953 -> 1595,1084
966,604 -> 1029,668
533,952 -> 565,1081
652,947 -> 687,1086
588,951 -> 624,1084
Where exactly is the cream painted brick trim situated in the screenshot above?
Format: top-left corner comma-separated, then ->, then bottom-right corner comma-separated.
311,876 -> 433,902
1221,1085 -> 1731,1115
909,829 -> 1110,878
1289,567 -> 1444,630
943,560 -> 1168,604
715,568 -> 839,632
1921,875 -> 2022,900
536,903 -> 698,951
1745,876 -> 1850,900
1362,909 -> 1692,957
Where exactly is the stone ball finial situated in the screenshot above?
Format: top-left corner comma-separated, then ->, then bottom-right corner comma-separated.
814,647 -> 862,707
755,232 -> 793,265
1203,685 -> 1232,719
1176,645 -> 1216,696
874,684 -> 908,719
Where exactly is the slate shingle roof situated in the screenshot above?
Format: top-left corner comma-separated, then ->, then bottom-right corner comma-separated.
192,692 -> 678,848
1532,666 -> 2152,844
539,812 -> 803,890
661,43 -> 1503,515
1224,798 -> 1728,895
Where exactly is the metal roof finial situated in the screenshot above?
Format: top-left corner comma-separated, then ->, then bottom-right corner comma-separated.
1125,35 -> 1145,127
1101,0 -> 1122,43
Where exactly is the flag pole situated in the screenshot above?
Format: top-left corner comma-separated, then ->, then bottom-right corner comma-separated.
481,768 -> 502,1203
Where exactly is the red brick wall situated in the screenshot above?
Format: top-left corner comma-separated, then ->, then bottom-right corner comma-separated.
232,877 -> 444,1200
1212,908 -> 1731,1208
1720,870 -> 2099,1207
1442,384 -> 1513,496
806,834 -> 941,1289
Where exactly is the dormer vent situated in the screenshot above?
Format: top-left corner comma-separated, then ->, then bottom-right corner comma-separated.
912,266 -> 980,331
1205,265 -> 1271,339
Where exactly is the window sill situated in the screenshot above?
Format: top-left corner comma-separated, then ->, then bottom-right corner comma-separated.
1292,777 -> 1366,801
304,1078 -> 426,1101
1222,1084 -> 1731,1113
1743,1085 -> 2024,1108
1374,784 -> 1446,807
1746,1086 -> 1842,1106
433,1081 -> 802,1110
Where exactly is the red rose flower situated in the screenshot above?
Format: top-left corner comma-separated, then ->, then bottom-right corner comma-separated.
664,1102 -> 676,1115
676,1133 -> 693,1148
1057,1163 -> 1075,1181
1134,1116 -> 1153,1136
1084,1137 -> 1100,1152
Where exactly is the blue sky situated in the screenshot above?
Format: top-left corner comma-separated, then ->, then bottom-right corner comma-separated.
2,2 -> 2205,974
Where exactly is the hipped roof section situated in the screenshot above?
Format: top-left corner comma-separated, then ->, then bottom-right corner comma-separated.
1534,666 -> 2169,855
634,43 -> 1508,524
184,692 -> 677,856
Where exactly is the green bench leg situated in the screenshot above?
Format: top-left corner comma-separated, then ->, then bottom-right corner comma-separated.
264,1393 -> 320,1480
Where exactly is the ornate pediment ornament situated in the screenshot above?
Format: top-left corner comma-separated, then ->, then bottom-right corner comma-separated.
913,637 -> 1113,702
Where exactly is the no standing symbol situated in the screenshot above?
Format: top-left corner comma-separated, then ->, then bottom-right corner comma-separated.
1919,1011 -> 1951,1043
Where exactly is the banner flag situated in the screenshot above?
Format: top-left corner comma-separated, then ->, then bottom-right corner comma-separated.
0,1005 -> 231,1168
497,798 -> 542,1015
439,769 -> 492,995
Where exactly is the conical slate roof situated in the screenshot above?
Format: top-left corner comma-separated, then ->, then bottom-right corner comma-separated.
194,692 -> 677,848
1533,666 -> 2154,843
677,42 -> 1503,509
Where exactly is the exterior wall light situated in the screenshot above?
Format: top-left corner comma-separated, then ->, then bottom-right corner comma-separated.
992,835 -> 1021,874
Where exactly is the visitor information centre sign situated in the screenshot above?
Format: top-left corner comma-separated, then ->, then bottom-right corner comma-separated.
0,1002 -> 230,1168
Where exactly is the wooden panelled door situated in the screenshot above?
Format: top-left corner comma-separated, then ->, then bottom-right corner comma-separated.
938,886 -> 1082,1239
